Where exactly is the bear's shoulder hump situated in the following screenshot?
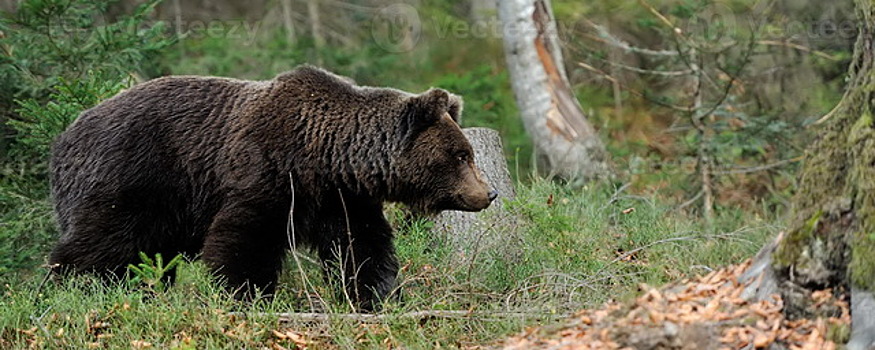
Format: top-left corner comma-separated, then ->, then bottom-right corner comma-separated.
275,65 -> 356,88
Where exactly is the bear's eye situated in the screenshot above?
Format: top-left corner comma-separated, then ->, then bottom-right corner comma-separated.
455,152 -> 469,163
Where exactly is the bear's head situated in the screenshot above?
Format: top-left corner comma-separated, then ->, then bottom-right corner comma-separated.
394,88 -> 498,214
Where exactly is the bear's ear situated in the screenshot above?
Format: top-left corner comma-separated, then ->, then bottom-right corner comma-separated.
405,88 -> 464,136
446,93 -> 463,123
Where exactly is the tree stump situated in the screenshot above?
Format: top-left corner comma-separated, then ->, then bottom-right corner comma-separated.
431,127 -> 519,258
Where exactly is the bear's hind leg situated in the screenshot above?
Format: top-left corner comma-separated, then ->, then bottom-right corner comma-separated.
51,202 -> 150,277
50,202 -> 191,285
49,231 -> 140,280
202,202 -> 287,299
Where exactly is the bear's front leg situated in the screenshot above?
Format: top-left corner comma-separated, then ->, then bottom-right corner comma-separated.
313,201 -> 399,311
202,200 -> 287,299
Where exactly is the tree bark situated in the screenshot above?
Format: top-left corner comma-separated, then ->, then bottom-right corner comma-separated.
433,128 -> 519,259
498,0 -> 612,183
281,0 -> 296,44
757,0 -> 875,347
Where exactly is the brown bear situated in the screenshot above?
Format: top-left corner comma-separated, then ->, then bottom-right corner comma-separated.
48,65 -> 497,310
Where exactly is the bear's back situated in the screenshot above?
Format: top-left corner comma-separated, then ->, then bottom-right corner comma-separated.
54,75 -> 266,160
50,75 -> 268,232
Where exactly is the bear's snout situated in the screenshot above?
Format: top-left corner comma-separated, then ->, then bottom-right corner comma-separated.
488,190 -> 499,202
456,190 -> 493,212
452,165 -> 495,212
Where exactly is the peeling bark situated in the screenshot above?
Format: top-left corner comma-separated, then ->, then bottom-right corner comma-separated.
498,0 -> 612,183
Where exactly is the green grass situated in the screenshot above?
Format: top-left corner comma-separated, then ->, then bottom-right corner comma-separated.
0,179 -> 776,349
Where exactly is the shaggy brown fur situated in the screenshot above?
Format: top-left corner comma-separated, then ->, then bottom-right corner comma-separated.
49,65 -> 496,310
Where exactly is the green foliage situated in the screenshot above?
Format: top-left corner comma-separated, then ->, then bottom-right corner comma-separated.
127,252 -> 184,292
1,0 -> 169,96
0,165 -> 53,276
562,0 -> 847,214
9,72 -> 131,156
0,0 -> 174,274
1,0 -> 173,158
158,22 -> 410,84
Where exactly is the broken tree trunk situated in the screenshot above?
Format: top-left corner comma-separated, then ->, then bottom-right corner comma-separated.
743,1 -> 875,348
498,0 -> 613,183
433,128 -> 519,259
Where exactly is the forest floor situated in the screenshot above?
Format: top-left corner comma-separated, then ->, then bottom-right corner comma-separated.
495,258 -> 851,350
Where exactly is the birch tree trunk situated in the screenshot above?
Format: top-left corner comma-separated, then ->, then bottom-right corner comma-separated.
743,1 -> 875,347
498,0 -> 612,183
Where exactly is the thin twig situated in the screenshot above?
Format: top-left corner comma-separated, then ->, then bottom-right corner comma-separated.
287,173 -> 324,312
757,40 -> 839,61
677,190 -> 704,211
30,307 -> 55,347
597,230 -> 749,275
638,0 -> 687,42
336,189 -> 359,312
32,264 -> 58,304
584,21 -> 679,56
577,61 -> 694,112
609,183 -> 632,202
599,182 -> 635,211
602,58 -> 693,77
505,271 -> 648,308
712,156 -> 803,175
688,49 -> 714,222
320,0 -> 379,12
812,100 -> 843,126
611,234 -> 701,265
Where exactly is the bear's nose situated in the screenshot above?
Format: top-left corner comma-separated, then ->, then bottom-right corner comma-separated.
488,190 -> 499,202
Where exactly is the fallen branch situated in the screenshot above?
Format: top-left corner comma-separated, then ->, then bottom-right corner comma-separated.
231,310 -> 568,324
600,229 -> 755,273
676,189 -> 704,211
